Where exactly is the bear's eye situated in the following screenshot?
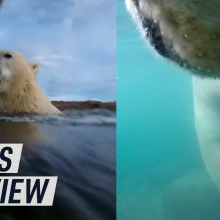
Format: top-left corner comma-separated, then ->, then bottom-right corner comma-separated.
3,53 -> 12,59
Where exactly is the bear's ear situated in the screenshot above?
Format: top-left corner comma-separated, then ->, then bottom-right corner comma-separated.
29,62 -> 40,75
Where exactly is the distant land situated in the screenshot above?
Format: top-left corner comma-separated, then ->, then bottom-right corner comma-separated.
51,101 -> 116,112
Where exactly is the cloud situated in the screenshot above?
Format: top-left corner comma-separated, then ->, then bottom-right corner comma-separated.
49,94 -> 87,102
0,0 -> 116,101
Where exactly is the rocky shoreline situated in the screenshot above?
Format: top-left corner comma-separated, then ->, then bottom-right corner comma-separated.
51,101 -> 116,112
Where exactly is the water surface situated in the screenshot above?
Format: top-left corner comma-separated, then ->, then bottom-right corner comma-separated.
0,109 -> 116,220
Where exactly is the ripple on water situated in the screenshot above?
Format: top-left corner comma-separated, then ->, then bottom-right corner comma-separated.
0,109 -> 116,144
0,109 -> 116,126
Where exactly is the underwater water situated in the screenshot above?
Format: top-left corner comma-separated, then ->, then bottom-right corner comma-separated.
117,0 -> 220,219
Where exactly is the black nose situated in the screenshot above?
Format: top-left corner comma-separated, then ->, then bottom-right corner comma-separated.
3,53 -> 12,59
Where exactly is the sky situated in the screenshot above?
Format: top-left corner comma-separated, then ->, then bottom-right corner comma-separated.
0,0 -> 116,101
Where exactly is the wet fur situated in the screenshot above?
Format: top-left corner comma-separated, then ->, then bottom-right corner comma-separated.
126,0 -> 220,78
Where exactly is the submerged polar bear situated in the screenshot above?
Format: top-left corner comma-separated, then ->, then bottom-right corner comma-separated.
126,0 -> 220,190
0,50 -> 61,114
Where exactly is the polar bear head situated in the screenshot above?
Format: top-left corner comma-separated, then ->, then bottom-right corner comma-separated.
0,49 -> 40,93
126,0 -> 220,79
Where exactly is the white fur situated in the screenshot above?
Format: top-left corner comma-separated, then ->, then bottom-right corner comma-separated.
1,67 -> 12,80
0,50 -> 61,115
193,77 -> 220,190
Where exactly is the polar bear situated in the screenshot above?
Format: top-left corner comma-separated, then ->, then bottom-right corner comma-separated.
0,49 -> 61,114
126,0 -> 220,190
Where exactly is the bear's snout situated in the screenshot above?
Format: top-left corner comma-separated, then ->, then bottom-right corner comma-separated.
0,69 -> 8,84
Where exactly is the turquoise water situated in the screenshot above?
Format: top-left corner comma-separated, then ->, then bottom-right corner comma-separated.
116,0 -> 213,219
